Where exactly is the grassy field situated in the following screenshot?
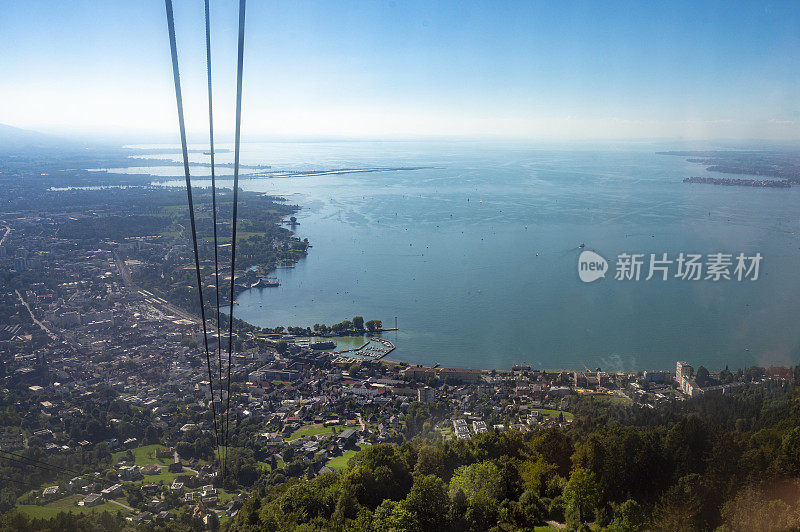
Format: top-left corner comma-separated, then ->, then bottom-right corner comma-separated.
326,444 -> 372,471
582,393 -> 633,406
112,444 -> 197,485
15,494 -> 131,519
288,424 -> 346,441
139,467 -> 196,486
325,450 -> 358,471
533,408 -> 575,421
256,456 -> 284,472
112,444 -> 171,466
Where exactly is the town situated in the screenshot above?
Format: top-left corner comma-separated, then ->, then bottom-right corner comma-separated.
1,203 -> 794,527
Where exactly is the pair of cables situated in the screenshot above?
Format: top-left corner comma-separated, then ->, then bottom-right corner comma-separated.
164,0 -> 246,478
0,449 -> 117,491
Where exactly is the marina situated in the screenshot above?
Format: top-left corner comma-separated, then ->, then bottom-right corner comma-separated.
331,337 -> 396,364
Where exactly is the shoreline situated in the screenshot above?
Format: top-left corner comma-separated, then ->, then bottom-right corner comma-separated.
100,148 -> 790,374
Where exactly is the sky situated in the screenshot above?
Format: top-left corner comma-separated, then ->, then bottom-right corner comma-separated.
2,0 -> 800,142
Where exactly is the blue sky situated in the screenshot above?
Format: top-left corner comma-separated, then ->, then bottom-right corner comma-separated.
2,0 -> 800,140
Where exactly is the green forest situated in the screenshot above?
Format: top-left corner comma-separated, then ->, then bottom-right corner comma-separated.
222,381 -> 798,532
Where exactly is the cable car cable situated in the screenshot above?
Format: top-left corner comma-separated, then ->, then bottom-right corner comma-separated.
204,0 -> 224,450
164,0 -> 221,462
224,0 -> 246,476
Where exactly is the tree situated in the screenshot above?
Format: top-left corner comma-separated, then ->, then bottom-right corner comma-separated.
518,489 -> 547,525
144,424 -> 159,445
665,415 -> 711,479
365,320 -> 382,334
464,490 -> 500,531
519,457 -> 557,495
572,425 -> 668,506
206,511 -> 219,531
344,444 -> 413,508
780,426 -> 800,475
653,473 -> 709,530
695,366 -> 710,387
563,468 -> 601,528
348,362 -> 361,376
275,340 -> 288,354
283,447 -> 295,462
530,428 -> 574,477
544,496 -> 565,523
413,445 -> 447,478
372,500 -> 419,532
448,461 -> 505,503
721,485 -> 800,531
352,316 -> 364,330
610,499 -> 646,531
404,474 -> 450,530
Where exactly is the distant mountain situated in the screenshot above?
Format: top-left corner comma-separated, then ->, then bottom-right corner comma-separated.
0,123 -> 83,152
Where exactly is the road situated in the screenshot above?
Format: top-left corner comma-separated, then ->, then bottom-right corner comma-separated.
14,289 -> 59,342
0,225 -> 9,246
112,250 -> 134,287
109,499 -> 134,511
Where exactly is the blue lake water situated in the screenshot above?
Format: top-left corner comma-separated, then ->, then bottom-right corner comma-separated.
120,141 -> 800,371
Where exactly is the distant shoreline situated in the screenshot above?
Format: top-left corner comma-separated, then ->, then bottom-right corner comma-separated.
683,176 -> 791,188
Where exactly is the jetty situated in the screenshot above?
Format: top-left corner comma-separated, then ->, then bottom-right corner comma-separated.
372,337 -> 396,358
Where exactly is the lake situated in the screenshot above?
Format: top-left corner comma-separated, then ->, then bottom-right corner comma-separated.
115,140 -> 800,371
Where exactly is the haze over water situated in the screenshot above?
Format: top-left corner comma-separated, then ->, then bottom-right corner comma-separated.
129,141 -> 800,371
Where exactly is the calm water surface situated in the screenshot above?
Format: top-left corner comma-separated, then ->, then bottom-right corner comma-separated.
119,141 -> 800,371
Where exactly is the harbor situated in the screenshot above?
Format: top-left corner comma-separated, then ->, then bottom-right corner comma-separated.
331,337 -> 396,364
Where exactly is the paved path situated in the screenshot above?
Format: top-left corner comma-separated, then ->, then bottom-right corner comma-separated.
109,499 -> 134,511
14,289 -> 59,342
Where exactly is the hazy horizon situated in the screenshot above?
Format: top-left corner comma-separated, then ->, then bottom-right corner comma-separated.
8,122 -> 800,151
4,1 -> 800,142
